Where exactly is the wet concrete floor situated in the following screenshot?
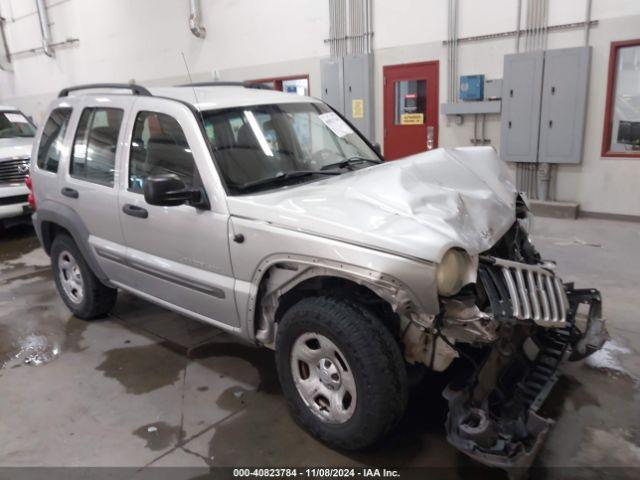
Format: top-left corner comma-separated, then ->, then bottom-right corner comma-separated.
0,219 -> 639,477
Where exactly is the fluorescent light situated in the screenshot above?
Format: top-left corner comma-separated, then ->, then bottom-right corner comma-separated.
243,110 -> 273,157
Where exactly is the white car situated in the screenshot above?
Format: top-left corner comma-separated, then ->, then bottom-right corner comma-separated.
0,106 -> 36,228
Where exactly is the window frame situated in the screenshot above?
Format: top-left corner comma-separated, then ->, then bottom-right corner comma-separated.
127,109 -> 202,194
69,106 -> 124,187
601,38 -> 640,159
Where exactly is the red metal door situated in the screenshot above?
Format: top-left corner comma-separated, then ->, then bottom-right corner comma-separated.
383,61 -> 439,160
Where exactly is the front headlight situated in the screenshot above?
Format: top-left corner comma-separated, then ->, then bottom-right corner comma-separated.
436,249 -> 472,296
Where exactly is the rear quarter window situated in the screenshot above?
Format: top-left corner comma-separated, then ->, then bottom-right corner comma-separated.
36,108 -> 73,173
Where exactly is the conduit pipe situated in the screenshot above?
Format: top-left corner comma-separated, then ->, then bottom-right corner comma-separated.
453,0 -> 458,101
515,0 -> 522,52
447,0 -> 459,103
447,0 -> 452,102
189,0 -> 206,39
584,0 -> 592,45
35,0 -> 53,57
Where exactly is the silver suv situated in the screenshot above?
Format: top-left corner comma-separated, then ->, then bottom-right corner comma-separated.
30,83 -> 607,471
0,105 -> 37,228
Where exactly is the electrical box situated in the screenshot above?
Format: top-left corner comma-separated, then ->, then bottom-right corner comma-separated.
538,47 -> 590,164
320,57 -> 344,115
500,52 -> 544,163
343,54 -> 373,140
321,54 -> 374,141
500,47 -> 590,165
484,79 -> 503,100
460,75 -> 484,101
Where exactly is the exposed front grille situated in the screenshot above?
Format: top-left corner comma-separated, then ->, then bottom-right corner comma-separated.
0,157 -> 30,184
479,256 -> 569,327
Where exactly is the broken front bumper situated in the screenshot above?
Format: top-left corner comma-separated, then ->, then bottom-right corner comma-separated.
442,258 -> 608,471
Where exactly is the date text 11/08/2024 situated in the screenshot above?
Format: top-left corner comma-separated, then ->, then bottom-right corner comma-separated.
232,468 -> 401,478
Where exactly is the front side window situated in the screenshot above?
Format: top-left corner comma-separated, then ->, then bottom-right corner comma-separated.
129,111 -> 199,193
0,111 -> 36,139
37,108 -> 72,173
201,102 -> 379,193
70,107 -> 123,186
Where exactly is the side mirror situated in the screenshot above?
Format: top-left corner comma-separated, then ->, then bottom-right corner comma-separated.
143,174 -> 208,209
372,142 -> 382,156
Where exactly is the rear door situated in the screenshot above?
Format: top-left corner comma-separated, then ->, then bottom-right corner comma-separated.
117,98 -> 238,328
59,97 -> 131,284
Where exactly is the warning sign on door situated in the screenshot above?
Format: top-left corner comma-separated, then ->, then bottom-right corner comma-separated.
352,99 -> 364,119
400,113 -> 424,125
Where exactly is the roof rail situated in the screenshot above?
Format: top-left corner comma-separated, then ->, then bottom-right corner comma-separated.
58,83 -> 152,98
177,81 -> 273,90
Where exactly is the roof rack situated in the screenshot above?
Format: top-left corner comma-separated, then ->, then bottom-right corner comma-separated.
58,83 -> 152,98
177,81 -> 273,90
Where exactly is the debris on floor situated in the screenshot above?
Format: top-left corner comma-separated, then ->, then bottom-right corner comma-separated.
586,340 -> 632,376
553,237 -> 602,248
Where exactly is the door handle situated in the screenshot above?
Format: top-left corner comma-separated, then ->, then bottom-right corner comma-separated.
122,204 -> 148,219
61,187 -> 79,199
426,126 -> 435,150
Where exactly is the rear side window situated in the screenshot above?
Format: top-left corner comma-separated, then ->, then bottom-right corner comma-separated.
70,107 -> 124,187
37,108 -> 73,173
129,111 -> 199,193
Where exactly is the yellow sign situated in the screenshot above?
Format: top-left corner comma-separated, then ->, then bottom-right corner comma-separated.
400,113 -> 424,125
352,99 -> 364,119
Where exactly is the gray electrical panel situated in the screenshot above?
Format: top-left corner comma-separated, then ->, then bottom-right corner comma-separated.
538,47 -> 591,164
500,47 -> 591,165
500,51 -> 544,163
320,57 -> 344,115
343,54 -> 373,140
321,54 -> 374,141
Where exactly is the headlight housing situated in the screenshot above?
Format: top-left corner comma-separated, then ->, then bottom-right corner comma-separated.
436,249 -> 472,296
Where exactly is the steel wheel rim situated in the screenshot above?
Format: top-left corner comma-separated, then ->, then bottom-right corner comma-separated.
58,250 -> 84,304
290,332 -> 357,424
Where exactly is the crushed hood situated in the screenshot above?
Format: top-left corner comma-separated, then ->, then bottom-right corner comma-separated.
227,147 -> 517,263
0,137 -> 33,161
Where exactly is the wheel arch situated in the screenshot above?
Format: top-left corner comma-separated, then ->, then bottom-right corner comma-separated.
249,255 -> 427,349
33,202 -> 110,284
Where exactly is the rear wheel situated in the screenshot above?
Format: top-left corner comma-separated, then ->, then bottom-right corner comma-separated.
51,234 -> 117,319
275,296 -> 408,450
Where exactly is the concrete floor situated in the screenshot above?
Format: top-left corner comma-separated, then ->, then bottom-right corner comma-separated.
0,217 -> 639,477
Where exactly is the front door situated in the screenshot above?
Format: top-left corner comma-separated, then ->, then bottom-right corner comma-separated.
117,97 -> 239,329
383,61 -> 439,160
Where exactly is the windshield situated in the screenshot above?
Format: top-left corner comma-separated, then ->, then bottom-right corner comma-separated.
201,102 -> 380,193
0,111 -> 36,139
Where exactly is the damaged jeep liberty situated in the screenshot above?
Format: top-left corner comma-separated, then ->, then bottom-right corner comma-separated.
30,83 -> 608,470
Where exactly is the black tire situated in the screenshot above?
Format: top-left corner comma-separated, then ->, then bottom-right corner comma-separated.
275,296 -> 408,450
50,233 -> 117,319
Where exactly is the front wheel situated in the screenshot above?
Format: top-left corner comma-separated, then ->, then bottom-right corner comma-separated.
275,296 -> 408,450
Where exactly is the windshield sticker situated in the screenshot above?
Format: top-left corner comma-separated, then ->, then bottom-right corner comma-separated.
319,112 -> 353,138
5,113 -> 28,123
